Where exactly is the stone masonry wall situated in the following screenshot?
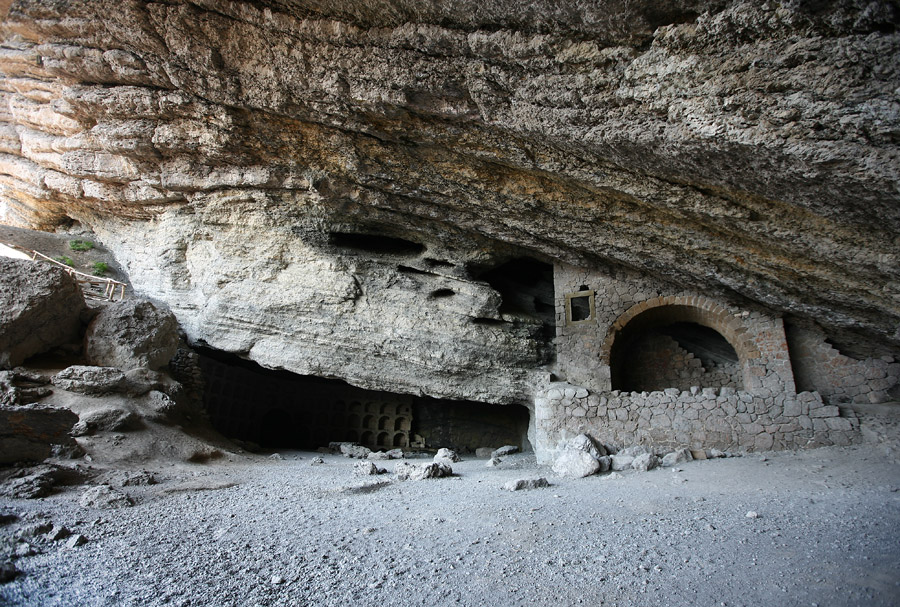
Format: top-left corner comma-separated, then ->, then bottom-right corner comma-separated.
533,381 -> 859,464
620,332 -> 741,392
786,324 -> 900,405
553,263 -> 796,396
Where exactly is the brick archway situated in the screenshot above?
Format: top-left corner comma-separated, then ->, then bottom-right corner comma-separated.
602,296 -> 759,371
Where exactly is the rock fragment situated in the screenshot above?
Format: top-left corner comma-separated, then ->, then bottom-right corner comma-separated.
552,450 -> 601,478
354,461 -> 385,475
339,443 -> 372,459
51,366 -> 127,396
661,448 -> 693,468
434,448 -> 460,463
393,461 -> 452,480
632,453 -> 659,472
492,445 -> 519,458
79,484 -> 133,509
503,478 -> 550,491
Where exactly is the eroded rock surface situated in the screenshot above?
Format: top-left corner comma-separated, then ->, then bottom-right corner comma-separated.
0,259 -> 85,369
84,300 -> 179,372
0,0 -> 897,411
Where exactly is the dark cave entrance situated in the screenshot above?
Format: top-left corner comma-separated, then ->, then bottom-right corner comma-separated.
197,348 -> 532,452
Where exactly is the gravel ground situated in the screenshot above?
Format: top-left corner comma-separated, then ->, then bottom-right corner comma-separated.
1,444 -> 899,607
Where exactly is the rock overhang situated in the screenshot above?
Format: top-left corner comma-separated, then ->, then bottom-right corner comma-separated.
0,0 -> 897,371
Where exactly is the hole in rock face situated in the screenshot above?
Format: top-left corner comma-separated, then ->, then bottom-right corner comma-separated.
611,321 -> 741,393
198,348 -> 532,453
478,257 -> 555,326
329,232 -> 425,256
430,288 -> 455,298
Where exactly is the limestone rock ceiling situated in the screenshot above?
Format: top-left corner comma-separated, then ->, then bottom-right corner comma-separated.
0,0 -> 898,355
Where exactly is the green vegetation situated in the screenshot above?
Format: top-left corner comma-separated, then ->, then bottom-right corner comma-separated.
55,256 -> 74,267
92,261 -> 109,276
69,239 -> 94,252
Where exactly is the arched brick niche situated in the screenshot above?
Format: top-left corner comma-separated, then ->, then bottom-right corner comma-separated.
603,296 -> 760,392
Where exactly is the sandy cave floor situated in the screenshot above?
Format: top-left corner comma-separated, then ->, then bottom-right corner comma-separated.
1,444 -> 899,607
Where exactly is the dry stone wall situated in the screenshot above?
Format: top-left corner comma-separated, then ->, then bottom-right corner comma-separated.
533,381 -> 859,464
786,324 -> 900,405
553,262 -> 796,396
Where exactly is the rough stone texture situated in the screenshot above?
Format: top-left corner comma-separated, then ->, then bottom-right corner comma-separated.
551,449 -> 601,478
502,478 -> 550,491
0,1 -> 896,404
0,404 -> 78,464
434,448 -> 461,463
0,258 -> 85,369
631,453 -> 659,472
534,381 -> 860,464
0,0 -> 897,463
78,485 -> 133,509
51,366 -> 127,396
393,461 -> 453,480
661,447 -> 693,467
84,299 -> 179,372
786,323 -> 900,405
564,433 -> 608,460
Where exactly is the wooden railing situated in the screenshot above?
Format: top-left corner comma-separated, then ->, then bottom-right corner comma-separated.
3,242 -> 127,302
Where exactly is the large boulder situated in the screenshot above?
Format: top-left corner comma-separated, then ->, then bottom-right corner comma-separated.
552,450 -> 602,478
84,299 -> 179,371
0,403 -> 79,464
0,258 -> 85,369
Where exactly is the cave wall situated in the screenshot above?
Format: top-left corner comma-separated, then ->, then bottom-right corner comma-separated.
0,0 -> 897,458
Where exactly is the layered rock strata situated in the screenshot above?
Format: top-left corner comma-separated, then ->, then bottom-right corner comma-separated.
0,1 -> 897,433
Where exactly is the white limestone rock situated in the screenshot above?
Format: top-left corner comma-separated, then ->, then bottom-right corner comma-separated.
552,450 -> 601,478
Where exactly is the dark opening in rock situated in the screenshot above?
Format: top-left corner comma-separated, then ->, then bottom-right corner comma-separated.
478,257 -> 555,326
197,348 -> 532,452
329,232 -> 425,256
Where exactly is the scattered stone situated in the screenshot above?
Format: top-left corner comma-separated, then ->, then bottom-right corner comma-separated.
632,453 -> 659,472
0,258 -> 86,369
690,449 -> 707,460
0,466 -> 67,499
268,453 -> 284,460
552,450 -> 601,478
709,449 -> 727,458
79,484 -> 133,509
84,299 -> 179,371
746,511 -> 760,519
16,522 -> 51,538
47,525 -> 71,541
661,448 -> 694,468
310,457 -> 325,465
503,478 -> 550,491
492,445 -> 519,458
367,451 -> 391,460
51,366 -> 128,396
486,457 -> 502,467
0,561 -> 22,584
271,575 -> 285,585
339,443 -> 372,459
618,445 -> 654,458
434,448 -> 460,463
118,471 -> 157,487
145,390 -> 178,423
610,455 -> 635,471
566,433 -> 607,460
64,534 -> 88,548
71,406 -> 142,436
602,472 -> 624,481
354,461 -> 385,476
394,461 -> 452,480
386,449 -> 404,459
475,447 -> 496,458
596,455 -> 611,473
